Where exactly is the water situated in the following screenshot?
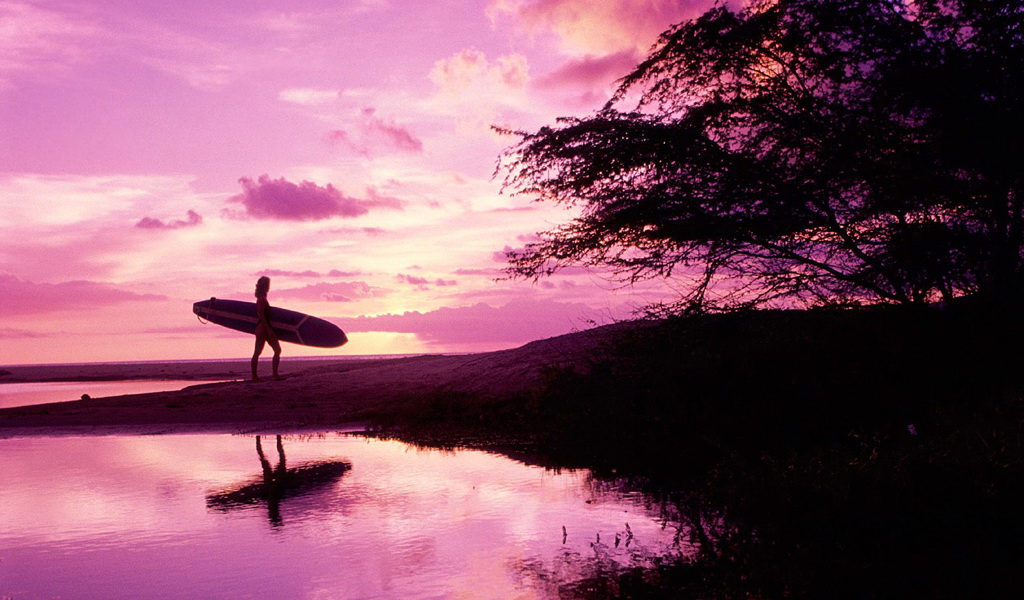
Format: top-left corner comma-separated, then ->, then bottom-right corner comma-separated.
0,433 -> 678,599
0,380 -> 222,410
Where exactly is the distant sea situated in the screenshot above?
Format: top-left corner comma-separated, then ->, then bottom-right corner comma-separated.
12,354 -> 427,369
0,354 -> 430,410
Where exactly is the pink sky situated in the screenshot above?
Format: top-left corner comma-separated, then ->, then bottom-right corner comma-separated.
0,0 -> 712,364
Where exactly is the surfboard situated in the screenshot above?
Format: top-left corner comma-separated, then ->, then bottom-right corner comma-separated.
193,298 -> 348,348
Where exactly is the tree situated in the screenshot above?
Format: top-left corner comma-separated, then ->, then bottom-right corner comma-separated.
498,0 -> 1024,312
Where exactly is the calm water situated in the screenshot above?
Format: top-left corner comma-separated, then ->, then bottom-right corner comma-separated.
0,380 -> 222,410
0,433 -> 679,599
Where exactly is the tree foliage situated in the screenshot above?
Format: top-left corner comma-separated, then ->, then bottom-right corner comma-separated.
498,0 -> 1024,311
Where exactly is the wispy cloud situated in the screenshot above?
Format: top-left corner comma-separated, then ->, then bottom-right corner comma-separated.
395,273 -> 458,288
1,274 -> 166,316
331,298 -> 603,345
0,327 -> 47,339
326,107 -> 424,157
279,88 -> 340,106
0,1 -> 102,87
536,49 -> 638,92
272,281 -> 389,302
255,269 -> 362,278
136,209 -> 203,230
245,1 -> 391,36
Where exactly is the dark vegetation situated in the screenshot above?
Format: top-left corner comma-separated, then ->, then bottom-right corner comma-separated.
372,303 -> 1024,598
499,0 -> 1024,312
409,0 -> 1024,595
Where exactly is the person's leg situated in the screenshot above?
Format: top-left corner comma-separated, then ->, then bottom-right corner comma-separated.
270,338 -> 282,379
252,334 -> 267,381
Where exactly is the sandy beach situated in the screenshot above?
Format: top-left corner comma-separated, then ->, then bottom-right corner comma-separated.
0,323 -> 633,437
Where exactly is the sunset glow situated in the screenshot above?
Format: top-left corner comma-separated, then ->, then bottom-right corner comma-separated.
0,0 -> 711,364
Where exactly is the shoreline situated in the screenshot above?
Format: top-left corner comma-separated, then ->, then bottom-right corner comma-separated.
0,356 -> 403,385
0,322 -> 632,438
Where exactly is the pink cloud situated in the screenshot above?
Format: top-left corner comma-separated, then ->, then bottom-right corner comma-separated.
492,245 -> 517,263
398,274 -> 430,285
272,281 -> 388,303
256,269 -> 321,278
429,49 -> 530,120
255,269 -> 362,278
0,328 -> 46,339
0,274 -> 165,316
135,209 -> 202,230
330,298 -> 603,345
535,50 -> 640,90
489,0 -> 709,56
454,268 -> 503,276
396,274 -> 459,288
431,49 -> 529,96
228,175 -> 401,221
491,205 -> 538,213
326,108 -> 423,157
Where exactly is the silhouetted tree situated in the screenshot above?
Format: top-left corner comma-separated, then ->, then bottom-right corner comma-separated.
499,0 -> 1024,311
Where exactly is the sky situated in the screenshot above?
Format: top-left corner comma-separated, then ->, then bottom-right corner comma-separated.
0,0 -> 714,365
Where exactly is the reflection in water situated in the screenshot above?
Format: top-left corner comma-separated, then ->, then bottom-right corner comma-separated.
206,435 -> 350,526
0,434 -> 679,599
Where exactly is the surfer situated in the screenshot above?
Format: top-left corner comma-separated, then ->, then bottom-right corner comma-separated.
251,276 -> 282,381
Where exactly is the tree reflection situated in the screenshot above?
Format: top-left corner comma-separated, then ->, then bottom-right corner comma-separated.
206,435 -> 350,526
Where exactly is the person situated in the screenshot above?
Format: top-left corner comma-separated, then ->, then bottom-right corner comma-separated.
251,276 -> 282,381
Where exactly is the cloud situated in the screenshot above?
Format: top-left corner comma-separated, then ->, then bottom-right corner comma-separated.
279,88 -> 339,106
454,268 -> 503,276
330,299 -> 603,345
0,1 -> 102,87
396,274 -> 458,288
535,50 -> 640,91
228,175 -> 401,221
430,49 -> 529,102
0,173 -> 211,283
135,209 -> 202,230
0,327 -> 46,339
272,281 -> 388,303
246,1 -> 390,36
488,0 -> 708,57
326,107 -> 424,157
0,1 -> 325,91
491,205 -> 539,213
398,274 -> 430,285
0,274 -> 166,316
425,48 -> 534,134
255,269 -> 362,278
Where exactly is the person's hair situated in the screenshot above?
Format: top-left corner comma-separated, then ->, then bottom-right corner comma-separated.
255,276 -> 271,298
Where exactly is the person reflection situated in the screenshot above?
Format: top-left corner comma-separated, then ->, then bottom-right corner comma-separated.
205,435 -> 351,527
257,435 -> 287,526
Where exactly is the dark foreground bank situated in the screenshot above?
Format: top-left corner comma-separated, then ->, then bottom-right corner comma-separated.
374,304 -> 1024,600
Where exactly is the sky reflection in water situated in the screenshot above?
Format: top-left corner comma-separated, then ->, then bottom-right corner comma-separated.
0,434 -> 677,599
0,380 -> 224,410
